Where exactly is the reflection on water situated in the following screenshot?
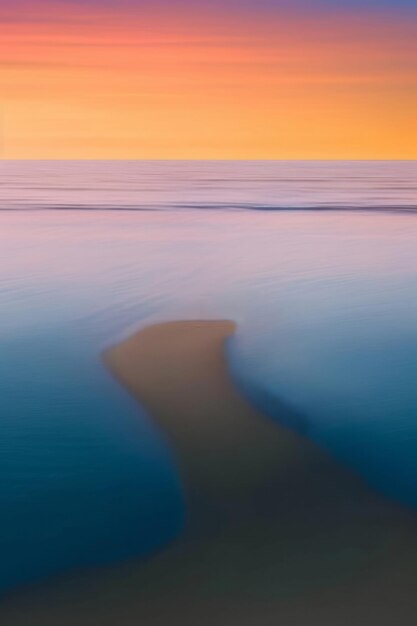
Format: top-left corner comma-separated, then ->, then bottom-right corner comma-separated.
0,161 -> 417,595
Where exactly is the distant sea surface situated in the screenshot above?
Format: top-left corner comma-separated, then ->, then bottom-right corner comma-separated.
2,160 -> 417,212
1,160 -> 417,592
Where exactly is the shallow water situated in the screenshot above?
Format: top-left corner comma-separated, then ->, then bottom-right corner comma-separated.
1,160 -> 417,592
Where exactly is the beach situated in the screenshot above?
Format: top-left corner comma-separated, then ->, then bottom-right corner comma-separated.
1,319 -> 417,625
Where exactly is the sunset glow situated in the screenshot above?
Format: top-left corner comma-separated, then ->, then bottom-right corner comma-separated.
1,0 -> 416,159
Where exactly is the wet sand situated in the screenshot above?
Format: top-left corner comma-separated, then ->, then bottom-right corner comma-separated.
1,320 -> 417,625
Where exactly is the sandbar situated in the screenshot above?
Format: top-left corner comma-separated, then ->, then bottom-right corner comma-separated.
1,320 -> 417,625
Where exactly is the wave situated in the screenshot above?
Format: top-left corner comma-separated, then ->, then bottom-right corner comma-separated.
2,202 -> 417,213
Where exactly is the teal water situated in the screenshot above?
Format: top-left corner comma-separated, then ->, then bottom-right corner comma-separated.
1,161 -> 417,593
1,322 -> 183,593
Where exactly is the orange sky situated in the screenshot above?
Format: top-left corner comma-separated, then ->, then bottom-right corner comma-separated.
1,1 -> 416,159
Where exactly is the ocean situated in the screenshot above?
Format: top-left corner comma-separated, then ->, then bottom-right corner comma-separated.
1,160 -> 417,593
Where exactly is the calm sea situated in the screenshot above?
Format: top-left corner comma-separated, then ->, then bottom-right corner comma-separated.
1,160 -> 417,592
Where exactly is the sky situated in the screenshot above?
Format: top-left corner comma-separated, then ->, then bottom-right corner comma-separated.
1,0 -> 416,159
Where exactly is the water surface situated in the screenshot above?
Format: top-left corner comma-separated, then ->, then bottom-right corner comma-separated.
1,160 -> 416,592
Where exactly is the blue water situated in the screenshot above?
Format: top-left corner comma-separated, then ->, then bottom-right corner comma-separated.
1,160 -> 417,593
